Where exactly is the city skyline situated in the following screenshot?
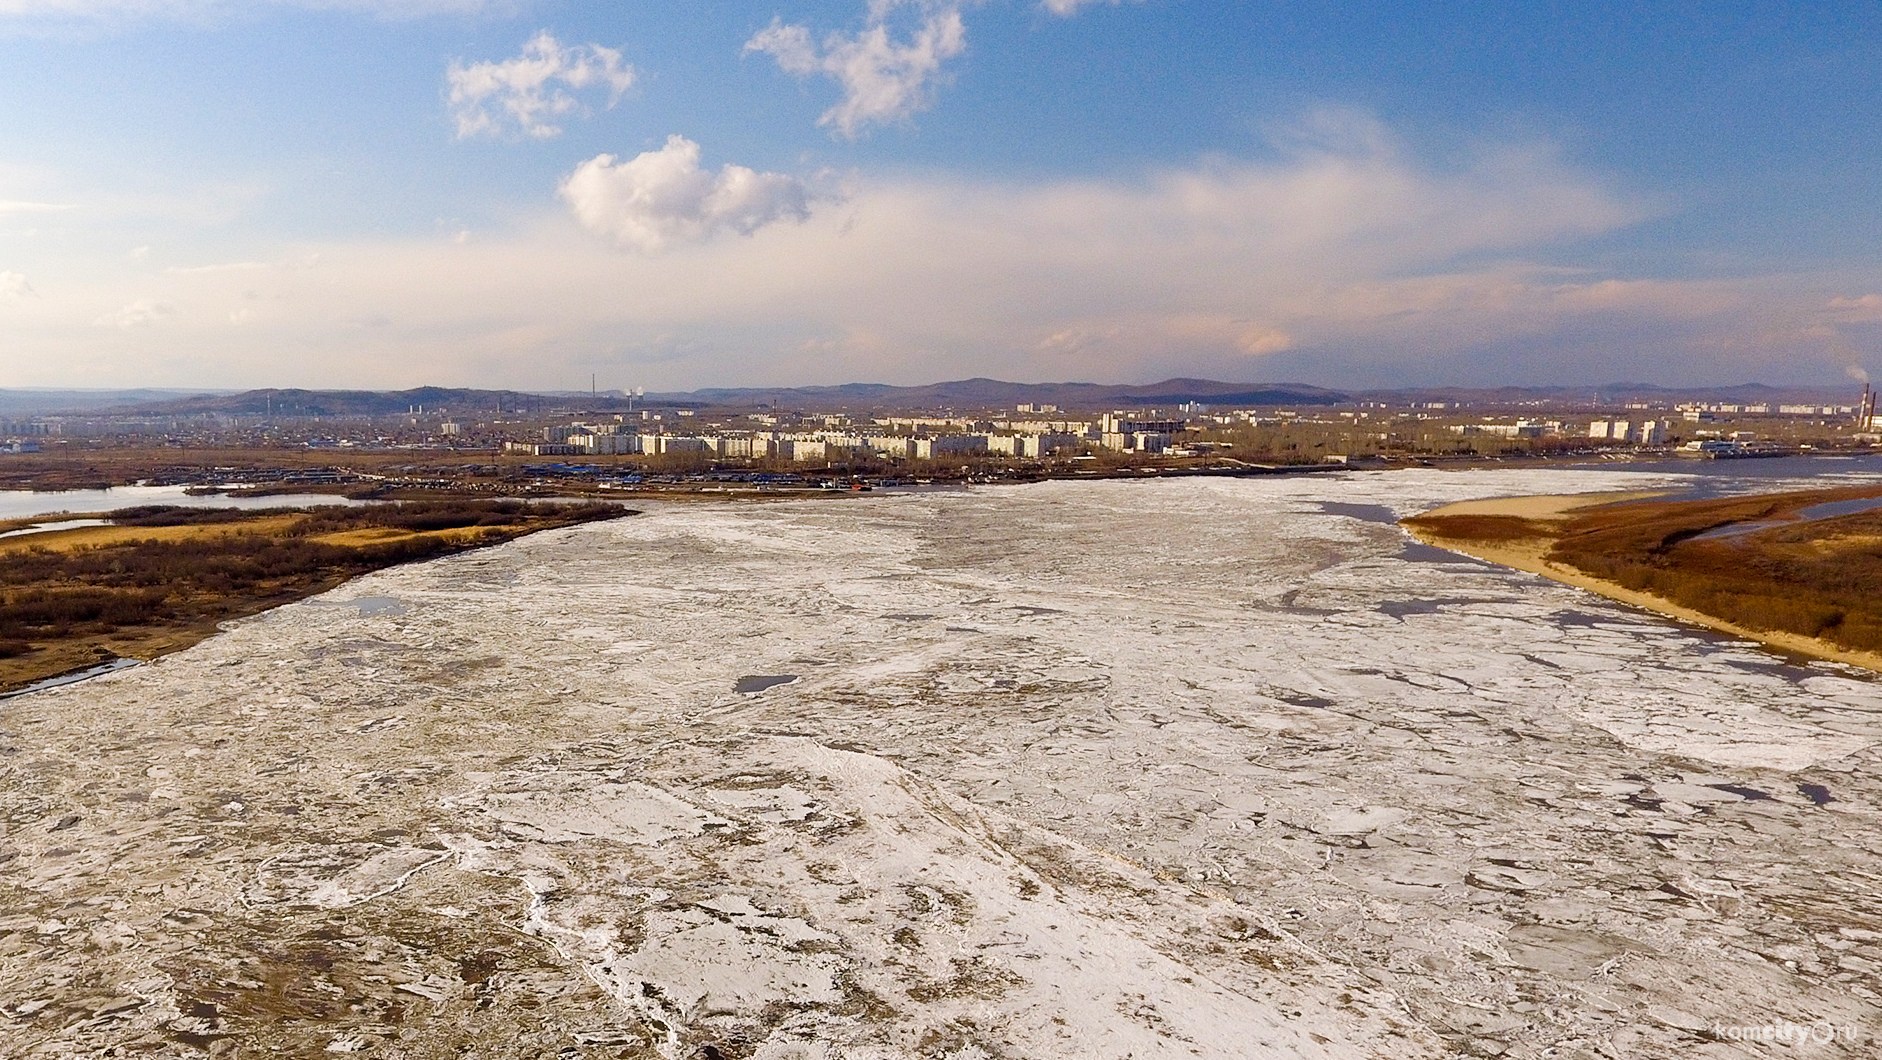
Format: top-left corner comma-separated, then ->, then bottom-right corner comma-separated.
0,1 -> 1879,390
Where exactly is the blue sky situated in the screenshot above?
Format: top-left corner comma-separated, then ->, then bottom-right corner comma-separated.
0,0 -> 1878,390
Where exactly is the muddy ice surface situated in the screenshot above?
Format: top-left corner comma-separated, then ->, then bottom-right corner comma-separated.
4,470 -> 1882,1058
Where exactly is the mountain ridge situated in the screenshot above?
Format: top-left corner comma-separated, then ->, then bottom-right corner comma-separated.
7,377 -> 1868,418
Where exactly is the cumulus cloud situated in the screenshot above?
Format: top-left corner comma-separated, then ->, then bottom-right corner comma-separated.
560,135 -> 812,253
0,271 -> 32,299
96,298 -> 175,328
745,0 -> 1136,135
447,32 -> 635,140
747,3 -> 966,137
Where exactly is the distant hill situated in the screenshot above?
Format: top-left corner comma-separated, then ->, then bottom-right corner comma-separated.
101,387 -> 650,417
36,377 -> 1872,419
0,388 -> 230,414
1356,382 -> 1867,406
653,377 -> 1350,410
88,379 -> 1350,417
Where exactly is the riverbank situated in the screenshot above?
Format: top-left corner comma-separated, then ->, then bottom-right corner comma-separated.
1404,488 -> 1882,672
0,499 -> 629,694
10,438 -> 1870,498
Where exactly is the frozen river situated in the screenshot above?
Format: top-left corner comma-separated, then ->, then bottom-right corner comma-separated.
3,468 -> 1881,1057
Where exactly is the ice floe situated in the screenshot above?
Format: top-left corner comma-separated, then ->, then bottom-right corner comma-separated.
4,468 -> 1882,1057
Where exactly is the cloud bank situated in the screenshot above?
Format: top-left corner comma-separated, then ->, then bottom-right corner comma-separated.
13,113 -> 1870,390
559,136 -> 812,253
448,32 -> 635,140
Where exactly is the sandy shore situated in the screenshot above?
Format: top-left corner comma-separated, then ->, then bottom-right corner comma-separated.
1406,490 -> 1882,673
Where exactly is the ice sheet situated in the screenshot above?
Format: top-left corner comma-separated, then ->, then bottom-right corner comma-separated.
3,469 -> 1881,1058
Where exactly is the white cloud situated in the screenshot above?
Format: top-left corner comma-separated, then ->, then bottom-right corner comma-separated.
1038,0 -> 1130,13
0,199 -> 73,213
1825,293 -> 1882,322
560,135 -> 812,253
747,4 -> 966,137
0,271 -> 32,299
745,0 -> 1133,136
165,260 -> 266,274
447,31 -> 635,140
96,297 -> 175,328
18,113 -> 1872,390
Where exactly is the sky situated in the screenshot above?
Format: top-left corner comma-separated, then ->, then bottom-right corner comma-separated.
0,1 -> 1879,392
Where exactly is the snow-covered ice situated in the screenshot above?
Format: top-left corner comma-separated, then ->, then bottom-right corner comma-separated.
3,469 -> 1882,1057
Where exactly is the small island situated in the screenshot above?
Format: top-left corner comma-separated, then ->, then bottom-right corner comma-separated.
0,499 -> 629,694
1404,485 -> 1882,672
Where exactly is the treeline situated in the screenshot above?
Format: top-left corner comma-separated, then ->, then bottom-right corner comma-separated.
294,498 -> 622,534
0,500 -> 625,658
1548,487 -> 1882,654
111,506 -> 259,526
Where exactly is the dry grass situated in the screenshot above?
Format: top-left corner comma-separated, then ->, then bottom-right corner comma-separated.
304,526 -> 496,548
0,515 -> 301,554
1532,486 -> 1882,655
0,500 -> 627,693
1399,513 -> 1543,542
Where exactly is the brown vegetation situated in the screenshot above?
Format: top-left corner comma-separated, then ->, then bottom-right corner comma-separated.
0,500 -> 627,693
1399,513 -> 1544,542
1542,487 -> 1882,655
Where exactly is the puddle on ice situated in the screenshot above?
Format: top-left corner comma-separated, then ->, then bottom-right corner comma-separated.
1376,597 -> 1481,620
1798,782 -> 1836,805
1398,539 -> 1493,566
1549,608 -> 1634,628
350,596 -> 408,617
1316,501 -> 1402,524
733,674 -> 798,694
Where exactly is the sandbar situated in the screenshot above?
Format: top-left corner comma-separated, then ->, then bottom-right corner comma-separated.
1404,490 -> 1882,673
